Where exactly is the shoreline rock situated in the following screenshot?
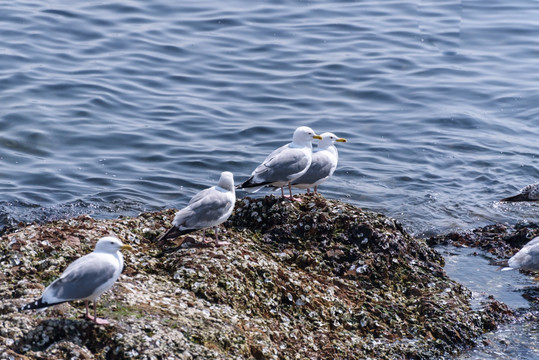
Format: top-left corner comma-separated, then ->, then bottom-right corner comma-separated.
1,194 -> 512,359
428,221 -> 539,259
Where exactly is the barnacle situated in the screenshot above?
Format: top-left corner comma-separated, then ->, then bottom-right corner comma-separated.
0,193 -> 514,359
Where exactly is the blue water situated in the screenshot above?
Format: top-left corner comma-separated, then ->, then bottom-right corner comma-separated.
2,1 -> 539,357
438,245 -> 539,360
1,0 -> 538,235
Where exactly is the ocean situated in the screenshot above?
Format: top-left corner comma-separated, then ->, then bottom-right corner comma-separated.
2,1 -> 539,356
2,0 -> 538,235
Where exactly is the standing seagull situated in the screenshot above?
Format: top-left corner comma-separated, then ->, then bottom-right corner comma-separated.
155,171 -> 235,245
501,182 -> 539,202
20,236 -> 132,325
502,236 -> 539,272
291,132 -> 347,194
237,126 -> 322,198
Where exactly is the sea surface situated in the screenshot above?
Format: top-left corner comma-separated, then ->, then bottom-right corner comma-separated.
2,0 -> 539,357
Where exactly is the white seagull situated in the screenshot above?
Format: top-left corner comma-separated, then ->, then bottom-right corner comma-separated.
291,132 -> 347,194
501,182 -> 539,202
502,236 -> 539,272
20,236 -> 132,325
237,126 -> 322,198
155,171 -> 235,245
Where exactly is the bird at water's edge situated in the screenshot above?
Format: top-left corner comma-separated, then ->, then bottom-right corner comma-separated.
154,171 -> 235,246
291,132 -> 347,194
501,182 -> 539,202
237,126 -> 322,199
501,236 -> 539,273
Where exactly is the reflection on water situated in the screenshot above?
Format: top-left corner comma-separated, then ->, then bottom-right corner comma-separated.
436,245 -> 539,359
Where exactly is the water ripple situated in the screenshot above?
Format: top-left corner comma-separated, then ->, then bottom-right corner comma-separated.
1,0 -> 539,239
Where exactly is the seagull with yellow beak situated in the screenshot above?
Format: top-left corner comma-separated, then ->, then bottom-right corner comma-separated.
237,126 -> 322,199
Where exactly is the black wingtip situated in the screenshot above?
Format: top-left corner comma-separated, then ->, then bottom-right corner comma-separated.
237,176 -> 272,190
20,297 -> 57,312
153,226 -> 194,242
236,176 -> 254,189
500,194 -> 530,202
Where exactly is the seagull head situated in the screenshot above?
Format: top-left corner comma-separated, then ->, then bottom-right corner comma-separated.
94,236 -> 133,253
218,171 -> 235,192
318,132 -> 347,149
292,126 -> 322,145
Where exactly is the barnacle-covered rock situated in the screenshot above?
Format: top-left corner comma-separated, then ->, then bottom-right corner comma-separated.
0,194 -> 512,359
428,221 -> 539,258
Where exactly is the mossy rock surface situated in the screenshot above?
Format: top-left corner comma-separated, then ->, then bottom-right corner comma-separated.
0,194 -> 512,359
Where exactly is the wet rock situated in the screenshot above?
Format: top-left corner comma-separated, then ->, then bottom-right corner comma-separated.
0,194 -> 512,359
428,221 -> 539,258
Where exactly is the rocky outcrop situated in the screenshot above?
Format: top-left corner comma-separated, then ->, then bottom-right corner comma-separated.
1,194 -> 511,359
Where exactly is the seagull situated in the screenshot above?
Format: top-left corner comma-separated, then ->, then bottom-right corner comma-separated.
237,126 -> 322,199
502,236 -> 539,272
291,132 -> 347,194
501,182 -> 539,202
155,171 -> 235,246
20,236 -> 132,325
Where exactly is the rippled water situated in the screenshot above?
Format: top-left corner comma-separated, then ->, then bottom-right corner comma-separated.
437,245 -> 539,360
3,0 -> 539,356
2,0 -> 539,235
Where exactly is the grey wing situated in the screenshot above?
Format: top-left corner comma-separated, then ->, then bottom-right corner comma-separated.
46,255 -> 117,301
252,145 -> 287,176
525,237 -> 539,248
176,190 -> 233,228
188,187 -> 215,205
526,246 -> 539,269
294,154 -> 334,184
253,147 -> 309,182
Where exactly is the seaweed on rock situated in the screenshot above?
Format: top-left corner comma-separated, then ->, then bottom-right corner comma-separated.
1,194 -> 511,359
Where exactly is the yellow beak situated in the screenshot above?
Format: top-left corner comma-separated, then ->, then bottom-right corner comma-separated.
313,134 -> 323,140
121,244 -> 133,251
336,138 -> 347,143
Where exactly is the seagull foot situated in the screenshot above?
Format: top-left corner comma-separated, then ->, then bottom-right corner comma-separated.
214,240 -> 231,246
85,314 -> 110,325
283,195 -> 303,202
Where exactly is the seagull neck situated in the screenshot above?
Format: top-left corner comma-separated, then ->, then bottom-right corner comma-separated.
289,142 -> 311,149
118,252 -> 124,270
323,145 -> 338,154
215,185 -> 234,193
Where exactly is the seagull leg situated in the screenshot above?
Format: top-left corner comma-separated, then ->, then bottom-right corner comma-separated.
85,300 -> 110,325
282,182 -> 302,202
213,226 -> 230,246
314,185 -> 318,194
202,228 -> 213,244
93,301 -> 98,323
281,186 -> 285,198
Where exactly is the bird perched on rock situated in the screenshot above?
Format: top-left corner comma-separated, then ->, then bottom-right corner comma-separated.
501,182 -> 539,202
237,126 -> 322,199
20,236 -> 132,325
501,236 -> 539,273
291,132 -> 347,194
155,171 -> 235,246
